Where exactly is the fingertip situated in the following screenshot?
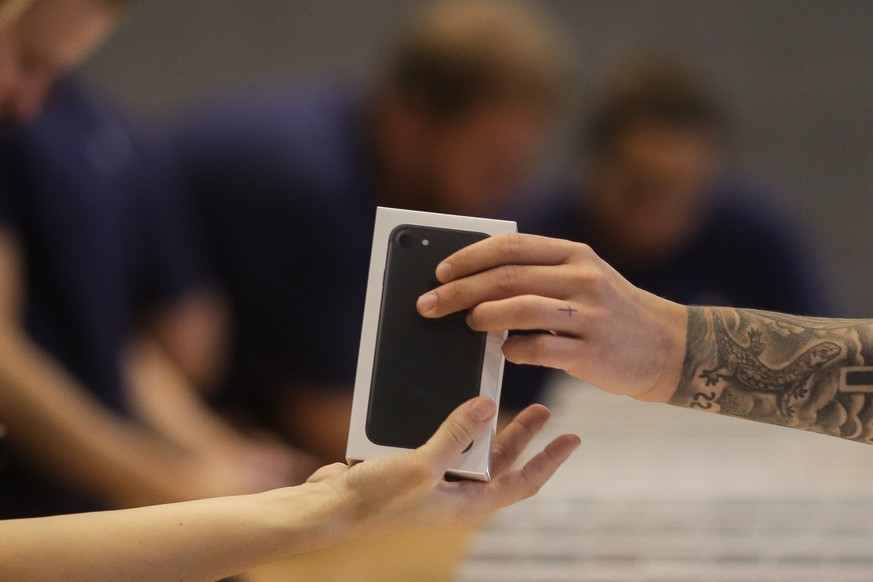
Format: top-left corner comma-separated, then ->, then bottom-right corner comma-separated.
417,292 -> 438,316
469,396 -> 497,422
551,433 -> 582,456
525,403 -> 551,417
501,335 -> 534,364
436,261 -> 452,283
566,433 -> 582,448
513,403 -> 551,428
501,342 -> 527,365
465,308 -> 490,333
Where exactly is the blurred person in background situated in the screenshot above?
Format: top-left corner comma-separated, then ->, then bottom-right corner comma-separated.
0,0 -> 308,520
174,0 -> 566,462
525,56 -> 829,316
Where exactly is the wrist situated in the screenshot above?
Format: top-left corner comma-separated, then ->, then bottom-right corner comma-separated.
634,297 -> 688,404
260,481 -> 360,553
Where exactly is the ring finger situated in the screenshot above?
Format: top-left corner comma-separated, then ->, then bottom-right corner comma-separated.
466,295 -> 586,337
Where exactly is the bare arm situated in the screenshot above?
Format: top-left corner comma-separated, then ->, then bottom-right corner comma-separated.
129,286 -> 321,484
125,334 -> 236,455
140,291 -> 229,394
0,230 -> 241,506
126,335 -> 320,487
0,398 -> 580,581
0,489 -> 333,582
418,233 -> 873,445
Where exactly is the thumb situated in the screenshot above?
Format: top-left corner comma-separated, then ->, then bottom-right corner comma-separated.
416,397 -> 496,471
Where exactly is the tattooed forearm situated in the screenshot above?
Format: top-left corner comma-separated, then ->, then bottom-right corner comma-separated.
669,306 -> 873,444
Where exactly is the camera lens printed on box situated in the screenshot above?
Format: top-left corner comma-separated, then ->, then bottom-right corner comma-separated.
366,225 -> 489,449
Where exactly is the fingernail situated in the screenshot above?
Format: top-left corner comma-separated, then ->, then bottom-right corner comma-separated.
436,262 -> 451,282
417,292 -> 437,314
471,398 -> 496,422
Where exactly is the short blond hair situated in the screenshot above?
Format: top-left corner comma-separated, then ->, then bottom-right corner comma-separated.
384,0 -> 566,118
99,0 -> 127,12
0,0 -> 35,29
1,0 -> 126,29
587,56 -> 727,155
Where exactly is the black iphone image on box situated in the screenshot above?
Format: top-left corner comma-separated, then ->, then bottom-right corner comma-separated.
366,225 -> 489,449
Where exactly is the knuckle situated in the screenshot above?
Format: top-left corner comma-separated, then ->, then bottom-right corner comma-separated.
408,455 -> 439,485
587,306 -> 609,328
519,467 -> 543,497
499,232 -> 525,257
446,418 -> 475,449
591,271 -> 615,298
570,266 -> 607,292
495,264 -> 522,295
438,281 -> 464,306
570,242 -> 594,261
588,269 -> 608,293
512,413 -> 539,441
410,459 -> 443,485
451,246 -> 471,270
490,440 -> 508,464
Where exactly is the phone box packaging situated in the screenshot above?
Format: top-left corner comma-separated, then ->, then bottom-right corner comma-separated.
346,207 -> 517,480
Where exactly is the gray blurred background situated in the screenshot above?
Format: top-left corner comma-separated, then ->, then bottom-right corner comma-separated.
82,0 -> 873,316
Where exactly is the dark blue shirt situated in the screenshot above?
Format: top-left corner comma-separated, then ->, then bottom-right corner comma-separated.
520,182 -> 830,316
0,80 -> 206,518
175,86 -> 549,418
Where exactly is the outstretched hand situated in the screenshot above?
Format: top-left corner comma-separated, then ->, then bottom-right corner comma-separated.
416,233 -> 688,403
306,397 -> 580,536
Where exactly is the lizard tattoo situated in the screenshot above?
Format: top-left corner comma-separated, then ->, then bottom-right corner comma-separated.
673,307 -> 873,444
699,312 -> 841,418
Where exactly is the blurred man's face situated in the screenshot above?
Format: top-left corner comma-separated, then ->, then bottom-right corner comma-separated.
588,120 -> 720,266
385,98 -> 549,216
0,0 -> 115,126
426,101 -> 548,215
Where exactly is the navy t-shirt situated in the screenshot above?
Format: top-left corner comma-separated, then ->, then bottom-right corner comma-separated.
520,182 -> 830,316
175,86 -> 549,417
0,80 -> 206,518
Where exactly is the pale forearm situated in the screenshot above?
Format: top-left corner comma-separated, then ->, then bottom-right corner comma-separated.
0,331 -> 197,506
125,336 -> 241,455
144,291 -> 230,392
0,398 -> 579,581
0,485 -> 350,582
669,306 -> 873,444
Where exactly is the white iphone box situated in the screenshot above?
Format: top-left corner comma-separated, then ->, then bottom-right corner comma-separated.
346,207 -> 516,480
